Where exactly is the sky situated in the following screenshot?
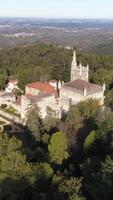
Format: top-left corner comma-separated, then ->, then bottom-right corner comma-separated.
0,0 -> 113,19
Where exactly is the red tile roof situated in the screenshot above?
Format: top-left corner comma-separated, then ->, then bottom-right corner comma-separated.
63,79 -> 103,95
26,82 -> 56,94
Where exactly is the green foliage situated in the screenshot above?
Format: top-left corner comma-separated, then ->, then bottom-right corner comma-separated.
92,68 -> 113,87
95,106 -> 111,127
0,73 -> 7,89
0,133 -> 35,200
105,89 -> 113,110
4,106 -> 21,117
36,162 -> 54,179
0,104 -> 7,110
0,43 -> 71,89
78,99 -> 100,119
99,112 -> 113,135
52,173 -> 64,186
48,132 -> 69,164
26,105 -> 43,141
65,106 -> 83,146
42,133 -> 50,144
0,134 -> 22,158
66,106 -> 83,131
85,156 -> 113,200
12,88 -> 22,96
60,177 -> 85,200
43,107 -> 59,133
0,121 -> 6,125
1,43 -> 113,199
84,131 -> 96,150
0,151 -> 32,180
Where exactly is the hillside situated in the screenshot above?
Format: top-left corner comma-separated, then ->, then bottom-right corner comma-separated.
0,42 -> 113,90
1,18 -> 113,55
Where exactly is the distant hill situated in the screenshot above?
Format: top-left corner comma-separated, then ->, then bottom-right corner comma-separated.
0,18 -> 113,54
89,42 -> 113,55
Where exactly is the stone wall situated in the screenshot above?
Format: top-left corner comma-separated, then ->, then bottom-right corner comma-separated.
71,68 -> 88,82
60,87 -> 105,112
21,95 -> 31,119
36,96 -> 59,118
25,87 -> 40,95
0,110 -> 23,124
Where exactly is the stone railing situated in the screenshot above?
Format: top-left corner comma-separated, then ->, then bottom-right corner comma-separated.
0,110 -> 24,125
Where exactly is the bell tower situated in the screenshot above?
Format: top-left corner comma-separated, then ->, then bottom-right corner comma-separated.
70,49 -> 89,82
70,50 -> 77,81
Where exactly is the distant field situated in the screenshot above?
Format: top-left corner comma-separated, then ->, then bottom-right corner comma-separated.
0,18 -> 113,54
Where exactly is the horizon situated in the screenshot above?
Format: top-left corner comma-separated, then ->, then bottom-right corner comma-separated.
1,17 -> 113,20
0,0 -> 113,19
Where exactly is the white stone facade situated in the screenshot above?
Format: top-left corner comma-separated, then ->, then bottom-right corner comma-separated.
5,80 -> 19,93
71,50 -> 89,82
21,93 -> 59,120
25,86 -> 40,96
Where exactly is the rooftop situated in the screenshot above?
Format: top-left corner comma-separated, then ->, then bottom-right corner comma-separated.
26,82 -> 56,94
24,92 -> 53,103
63,79 -> 103,95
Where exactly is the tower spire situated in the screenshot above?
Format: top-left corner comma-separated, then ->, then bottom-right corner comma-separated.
72,50 -> 77,64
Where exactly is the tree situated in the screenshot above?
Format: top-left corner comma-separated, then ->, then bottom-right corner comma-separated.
12,88 -> 22,96
42,133 -> 50,145
92,68 -> 113,88
0,151 -> 32,180
59,177 -> 85,200
85,156 -> 113,200
84,130 -> 97,150
105,89 -> 113,110
0,74 -> 7,89
99,112 -> 113,136
48,132 -> 69,165
36,162 -> 53,179
64,106 -> 83,147
0,134 -> 22,158
43,107 -> 59,133
0,134 -> 35,200
32,162 -> 54,200
26,105 -> 43,142
78,99 -> 100,120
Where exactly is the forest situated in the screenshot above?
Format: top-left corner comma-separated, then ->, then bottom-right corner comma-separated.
0,42 -> 113,199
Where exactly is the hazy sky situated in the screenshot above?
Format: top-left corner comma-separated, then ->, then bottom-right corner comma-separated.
0,0 -> 113,18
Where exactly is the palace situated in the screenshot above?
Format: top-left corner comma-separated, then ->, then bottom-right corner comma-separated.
59,50 -> 105,112
0,50 -> 105,124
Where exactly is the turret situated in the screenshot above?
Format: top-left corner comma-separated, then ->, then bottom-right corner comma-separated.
58,80 -> 62,90
84,87 -> 87,96
79,63 -> 82,76
71,50 -> 77,81
103,82 -> 106,91
70,49 -> 89,82
86,64 -> 89,81
73,50 -> 77,63
87,64 -> 89,71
